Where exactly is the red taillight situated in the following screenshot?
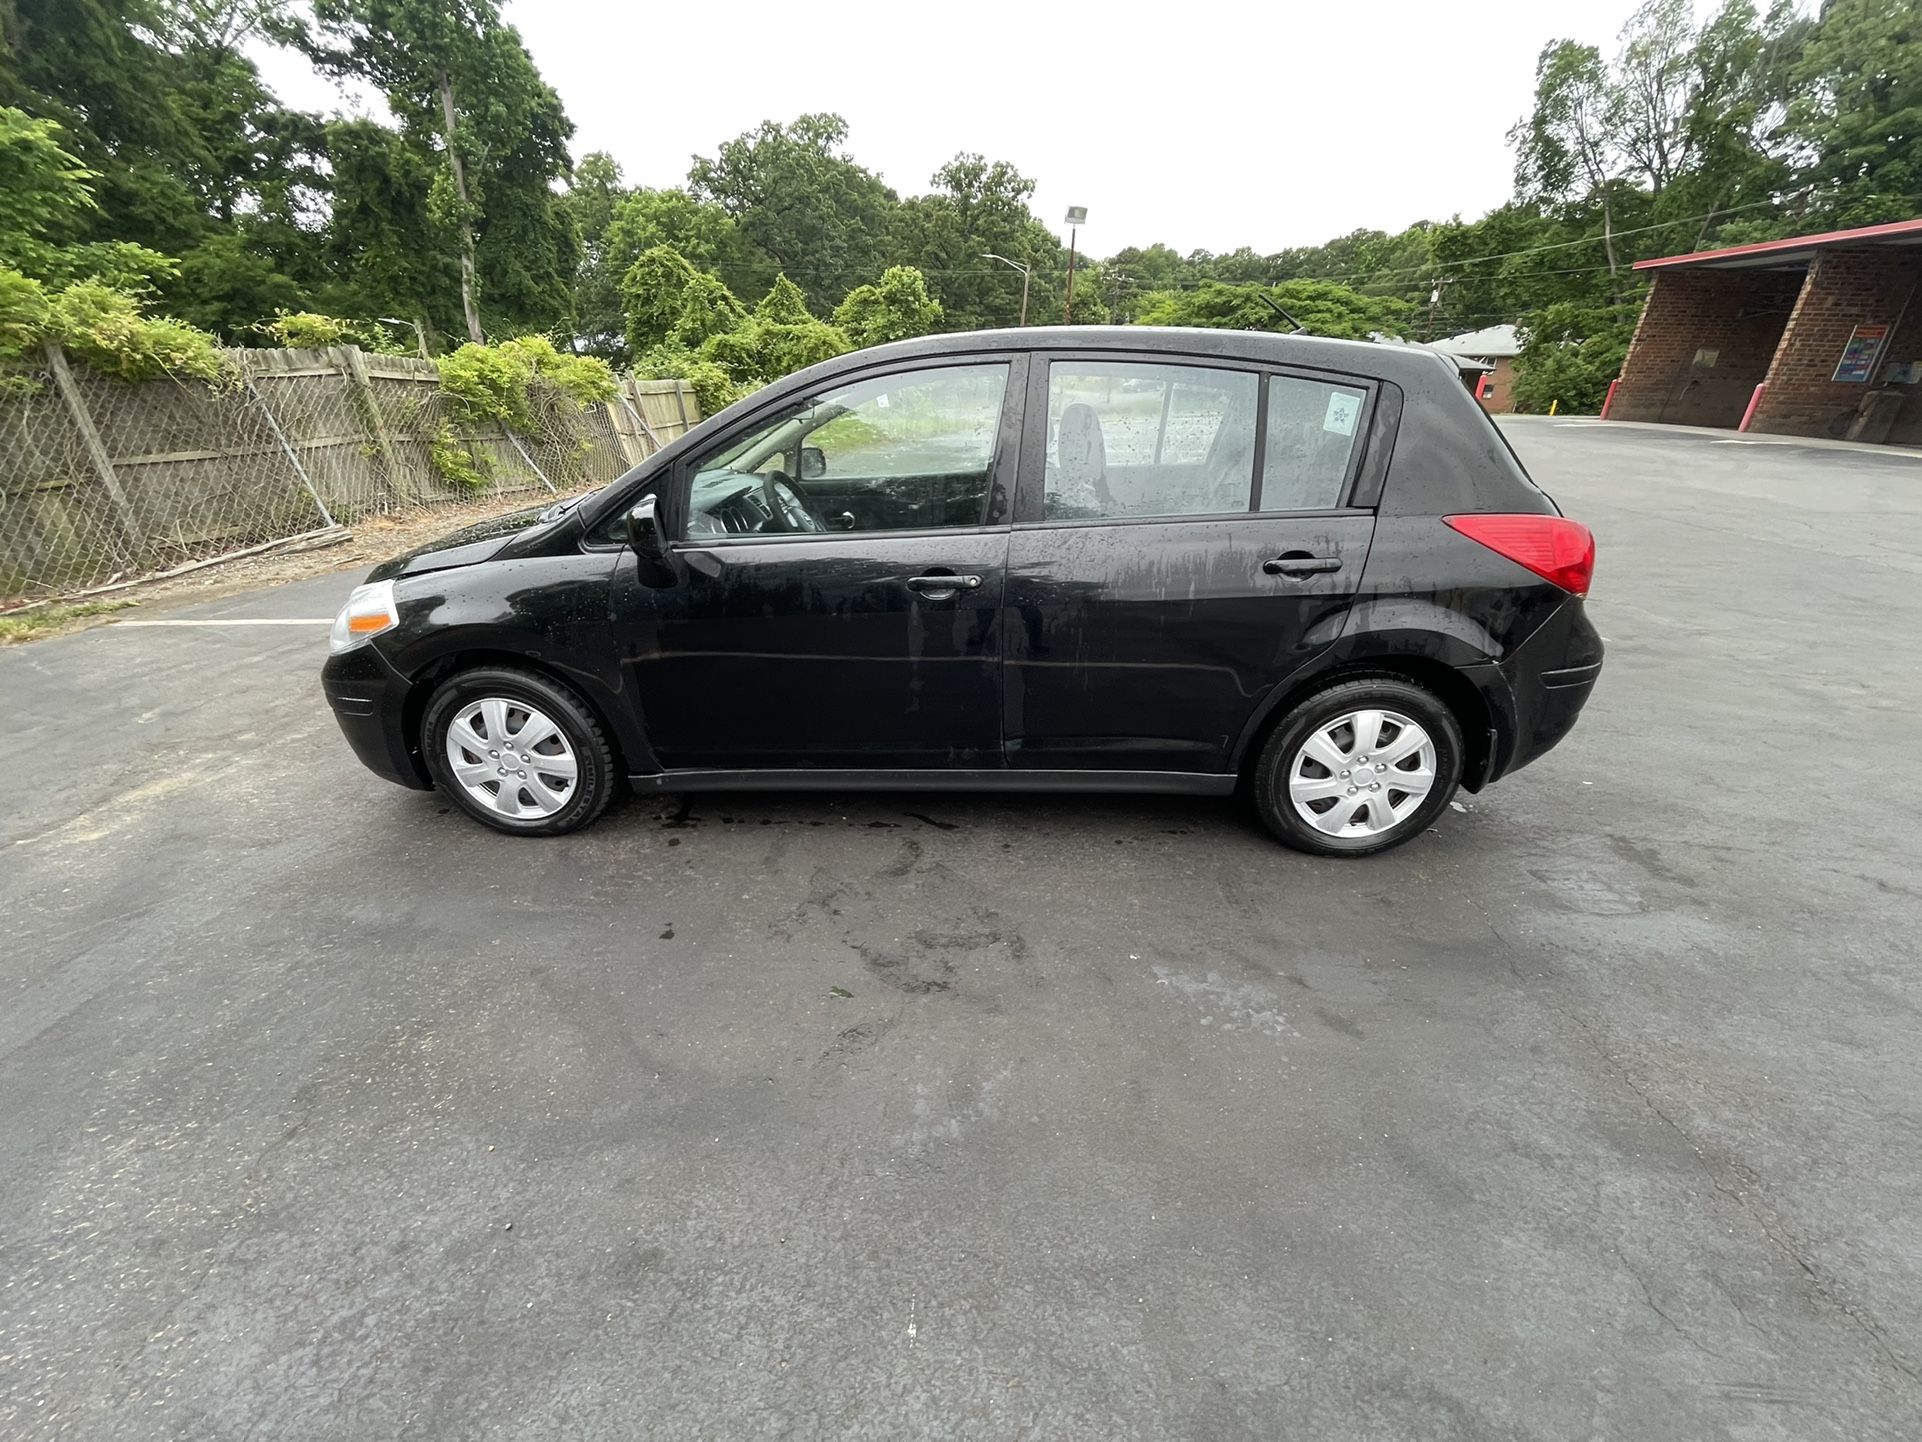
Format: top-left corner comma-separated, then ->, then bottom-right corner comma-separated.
1444,513 -> 1596,596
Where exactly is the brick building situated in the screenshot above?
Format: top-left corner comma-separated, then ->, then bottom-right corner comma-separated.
1427,325 -> 1521,413
1608,219 -> 1922,444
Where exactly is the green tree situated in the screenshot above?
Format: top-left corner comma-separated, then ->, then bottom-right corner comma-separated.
619,243 -> 696,355
1036,259 -> 1111,326
169,230 -> 307,333
564,151 -> 626,258
699,273 -> 848,389
891,153 -> 1042,330
0,106 -> 176,290
1105,242 -> 1188,318
1512,300 -> 1636,413
1269,224 -> 1439,305
675,271 -> 749,347
561,149 -> 628,355
1,0 -> 331,331
307,0 -> 576,342
1134,279 -> 1411,340
834,265 -> 943,347
572,184 -> 771,364
620,243 -> 744,356
1192,246 -> 1274,284
753,273 -> 814,325
1790,0 -> 1922,226
1651,1 -> 1807,249
607,189 -> 765,289
0,107 -> 100,270
318,117 -> 461,348
0,0 -> 210,259
689,113 -> 897,313
1512,40 -> 1635,278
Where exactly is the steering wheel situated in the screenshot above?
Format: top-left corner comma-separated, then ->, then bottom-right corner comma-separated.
760,470 -> 826,533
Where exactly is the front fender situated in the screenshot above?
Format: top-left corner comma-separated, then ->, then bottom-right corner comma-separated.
373,550 -> 655,772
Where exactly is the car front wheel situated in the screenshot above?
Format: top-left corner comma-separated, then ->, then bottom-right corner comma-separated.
1253,677 -> 1463,857
421,667 -> 616,836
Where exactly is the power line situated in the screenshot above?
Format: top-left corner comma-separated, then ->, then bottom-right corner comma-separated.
1298,195 -> 1795,285
681,189 -> 1922,302
1188,185 -> 1922,288
729,198 -> 1777,292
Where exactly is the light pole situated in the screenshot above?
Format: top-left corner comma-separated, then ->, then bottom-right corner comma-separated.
1063,206 -> 1087,324
378,316 -> 430,360
981,252 -> 1032,326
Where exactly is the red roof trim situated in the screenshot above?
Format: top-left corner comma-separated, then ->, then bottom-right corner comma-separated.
1633,217 -> 1922,271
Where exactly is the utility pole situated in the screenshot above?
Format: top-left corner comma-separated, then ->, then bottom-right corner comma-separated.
1063,206 -> 1087,324
1423,278 -> 1448,341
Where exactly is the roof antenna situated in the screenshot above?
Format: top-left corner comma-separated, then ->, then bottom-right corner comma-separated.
1257,293 -> 1307,334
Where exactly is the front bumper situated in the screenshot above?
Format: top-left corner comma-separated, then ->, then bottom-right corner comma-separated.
321,645 -> 430,789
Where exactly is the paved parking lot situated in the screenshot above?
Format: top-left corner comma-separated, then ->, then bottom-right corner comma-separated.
3,418 -> 1920,1441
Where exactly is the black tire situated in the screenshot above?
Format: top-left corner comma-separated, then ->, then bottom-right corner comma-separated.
1252,677 -> 1463,858
421,666 -> 616,837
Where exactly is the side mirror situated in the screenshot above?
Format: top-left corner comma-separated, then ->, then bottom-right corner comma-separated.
799,446 -> 827,480
624,496 -> 675,589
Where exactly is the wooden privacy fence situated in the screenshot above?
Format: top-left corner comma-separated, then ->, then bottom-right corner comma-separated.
0,345 -> 700,602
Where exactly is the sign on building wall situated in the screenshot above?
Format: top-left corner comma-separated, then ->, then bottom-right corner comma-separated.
1833,323 -> 1890,383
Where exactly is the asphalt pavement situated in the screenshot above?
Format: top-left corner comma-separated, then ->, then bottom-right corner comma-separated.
2,417 -> 1919,1441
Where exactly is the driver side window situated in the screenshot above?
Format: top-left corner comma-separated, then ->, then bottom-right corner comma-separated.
685,363 -> 1010,540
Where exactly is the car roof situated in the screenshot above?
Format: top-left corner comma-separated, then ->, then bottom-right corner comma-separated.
810,325 -> 1455,389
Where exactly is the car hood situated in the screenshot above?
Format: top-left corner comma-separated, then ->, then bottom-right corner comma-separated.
364,503 -> 560,581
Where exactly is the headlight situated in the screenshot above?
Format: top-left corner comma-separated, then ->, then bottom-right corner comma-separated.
329,580 -> 399,653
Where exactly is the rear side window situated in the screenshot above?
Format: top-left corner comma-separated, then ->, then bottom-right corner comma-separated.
1043,361 -> 1258,520
1261,376 -> 1368,510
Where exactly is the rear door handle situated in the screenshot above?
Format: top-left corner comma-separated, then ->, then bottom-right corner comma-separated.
1263,554 -> 1342,577
907,573 -> 983,594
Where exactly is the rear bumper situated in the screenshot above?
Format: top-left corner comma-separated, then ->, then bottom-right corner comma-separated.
322,645 -> 430,790
1484,599 -> 1605,784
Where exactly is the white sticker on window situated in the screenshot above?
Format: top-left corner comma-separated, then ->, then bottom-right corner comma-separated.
1323,391 -> 1361,436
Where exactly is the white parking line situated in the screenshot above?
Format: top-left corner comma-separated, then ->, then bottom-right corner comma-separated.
110,618 -> 334,627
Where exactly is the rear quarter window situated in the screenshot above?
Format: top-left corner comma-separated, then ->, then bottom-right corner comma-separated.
1261,376 -> 1369,510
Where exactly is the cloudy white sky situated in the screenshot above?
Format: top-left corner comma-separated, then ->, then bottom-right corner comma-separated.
256,0 -> 1737,257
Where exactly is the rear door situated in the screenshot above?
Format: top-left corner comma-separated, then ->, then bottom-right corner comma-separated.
1003,354 -> 1382,773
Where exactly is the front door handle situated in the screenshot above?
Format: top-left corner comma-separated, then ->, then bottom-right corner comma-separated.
1262,554 -> 1341,577
907,573 -> 984,595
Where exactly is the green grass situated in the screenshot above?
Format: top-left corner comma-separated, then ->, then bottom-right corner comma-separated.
0,598 -> 138,643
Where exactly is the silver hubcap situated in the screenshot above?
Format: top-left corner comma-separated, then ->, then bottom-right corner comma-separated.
445,697 -> 578,819
1288,708 -> 1437,837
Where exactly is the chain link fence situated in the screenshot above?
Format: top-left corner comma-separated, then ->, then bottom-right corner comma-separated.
0,344 -> 700,603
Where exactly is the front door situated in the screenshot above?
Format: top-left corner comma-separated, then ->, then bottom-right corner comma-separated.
1003,357 -> 1380,773
622,359 -> 1022,771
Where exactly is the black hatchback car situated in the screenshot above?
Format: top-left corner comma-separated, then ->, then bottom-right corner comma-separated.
323,327 -> 1600,856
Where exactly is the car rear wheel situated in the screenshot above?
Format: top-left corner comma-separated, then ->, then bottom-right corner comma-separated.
421,667 -> 615,836
1253,678 -> 1462,857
